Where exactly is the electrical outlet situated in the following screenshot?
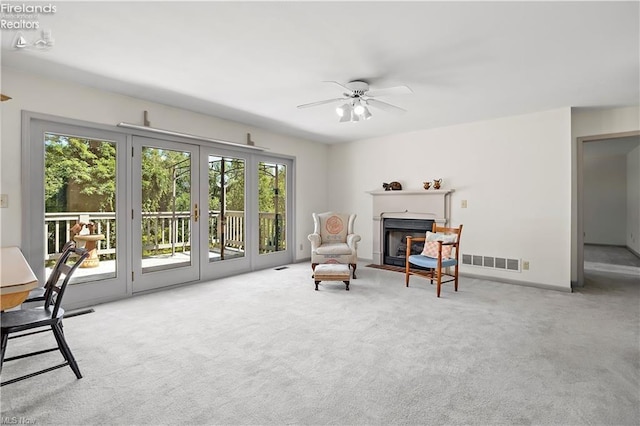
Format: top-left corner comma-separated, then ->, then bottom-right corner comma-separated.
461,200 -> 468,208
0,194 -> 7,208
523,261 -> 530,270
300,243 -> 303,251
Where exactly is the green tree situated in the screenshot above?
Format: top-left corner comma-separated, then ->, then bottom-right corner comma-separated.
45,134 -> 116,212
141,148 -> 191,213
209,157 -> 245,212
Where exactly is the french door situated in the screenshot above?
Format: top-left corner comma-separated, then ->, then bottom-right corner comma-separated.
25,114 -> 295,307
131,136 -> 200,292
199,147 -> 251,280
199,151 -> 295,278
252,155 -> 294,270
25,119 -> 129,307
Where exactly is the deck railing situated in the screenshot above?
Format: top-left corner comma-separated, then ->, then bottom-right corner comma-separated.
45,210 -> 283,260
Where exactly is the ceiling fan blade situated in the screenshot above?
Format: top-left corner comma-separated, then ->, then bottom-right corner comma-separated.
322,80 -> 353,92
367,98 -> 407,114
366,85 -> 413,98
296,98 -> 346,109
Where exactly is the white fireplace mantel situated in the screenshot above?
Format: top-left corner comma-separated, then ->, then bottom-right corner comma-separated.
368,189 -> 453,264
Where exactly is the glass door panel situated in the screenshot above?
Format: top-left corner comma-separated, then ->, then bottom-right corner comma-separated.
258,161 -> 287,254
252,156 -> 293,271
44,133 -> 118,283
208,155 -> 246,262
140,146 -> 192,272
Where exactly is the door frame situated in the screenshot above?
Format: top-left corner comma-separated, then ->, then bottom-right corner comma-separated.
131,136 -> 201,293
575,129 -> 640,287
251,154 -> 296,271
22,112 -> 130,308
199,146 -> 253,281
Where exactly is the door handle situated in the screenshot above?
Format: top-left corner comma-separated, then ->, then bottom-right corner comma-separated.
194,203 -> 199,222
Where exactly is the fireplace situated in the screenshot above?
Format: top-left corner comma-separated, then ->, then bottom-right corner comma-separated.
383,218 -> 434,267
368,188 -> 452,265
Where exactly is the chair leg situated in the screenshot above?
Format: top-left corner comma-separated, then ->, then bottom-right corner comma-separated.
350,263 -> 357,279
51,324 -> 69,362
52,323 -> 82,379
0,331 -> 7,374
436,268 -> 442,298
405,262 -> 410,287
454,264 -> 459,292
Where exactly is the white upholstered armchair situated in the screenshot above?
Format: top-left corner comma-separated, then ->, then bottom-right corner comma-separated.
308,212 -> 361,278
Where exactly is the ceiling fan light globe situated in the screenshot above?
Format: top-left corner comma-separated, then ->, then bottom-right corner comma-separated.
353,104 -> 365,115
336,103 -> 351,117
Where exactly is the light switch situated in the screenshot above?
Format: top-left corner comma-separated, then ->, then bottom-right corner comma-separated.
461,200 -> 467,208
0,194 -> 7,208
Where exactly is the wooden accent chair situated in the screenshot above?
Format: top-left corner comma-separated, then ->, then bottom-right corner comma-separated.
308,212 -> 361,279
405,224 -> 463,297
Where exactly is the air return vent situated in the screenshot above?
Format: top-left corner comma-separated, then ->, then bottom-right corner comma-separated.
462,254 -> 521,272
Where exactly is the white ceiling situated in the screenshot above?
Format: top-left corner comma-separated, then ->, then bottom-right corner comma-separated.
1,1 -> 639,144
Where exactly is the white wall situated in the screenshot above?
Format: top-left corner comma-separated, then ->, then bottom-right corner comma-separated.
628,145 -> 640,255
0,68 -> 329,260
328,108 -> 573,290
571,106 -> 640,281
583,148 -> 627,245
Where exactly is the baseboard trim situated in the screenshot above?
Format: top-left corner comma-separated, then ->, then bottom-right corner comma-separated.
627,245 -> 640,259
460,272 -> 572,293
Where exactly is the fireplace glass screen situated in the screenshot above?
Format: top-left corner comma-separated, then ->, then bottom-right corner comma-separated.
383,218 -> 434,267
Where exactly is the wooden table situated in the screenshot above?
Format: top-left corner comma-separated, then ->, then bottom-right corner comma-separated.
1,246 -> 39,310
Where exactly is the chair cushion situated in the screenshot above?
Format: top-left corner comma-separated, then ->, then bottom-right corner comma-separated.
316,243 -> 352,255
314,263 -> 350,280
318,213 -> 349,243
421,231 -> 457,258
409,254 -> 457,268
422,241 -> 453,259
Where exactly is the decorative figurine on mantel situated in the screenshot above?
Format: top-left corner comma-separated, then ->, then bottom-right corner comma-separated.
433,178 -> 442,189
423,181 -> 431,190
382,181 -> 402,191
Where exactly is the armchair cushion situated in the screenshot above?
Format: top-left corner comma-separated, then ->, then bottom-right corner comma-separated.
421,231 -> 457,258
318,213 -> 349,243
316,243 -> 353,256
422,241 -> 452,259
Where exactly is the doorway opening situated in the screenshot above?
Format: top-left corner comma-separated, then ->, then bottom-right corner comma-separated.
577,130 -> 640,287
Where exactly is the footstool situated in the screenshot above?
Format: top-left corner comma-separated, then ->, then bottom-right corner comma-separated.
313,263 -> 350,291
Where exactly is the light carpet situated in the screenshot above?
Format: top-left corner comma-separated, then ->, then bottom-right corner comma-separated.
1,262 -> 638,425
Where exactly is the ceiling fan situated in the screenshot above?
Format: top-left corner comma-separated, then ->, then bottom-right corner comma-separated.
297,80 -> 412,122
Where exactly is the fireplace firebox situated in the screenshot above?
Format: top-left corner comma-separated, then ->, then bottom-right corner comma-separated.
383,218 -> 434,267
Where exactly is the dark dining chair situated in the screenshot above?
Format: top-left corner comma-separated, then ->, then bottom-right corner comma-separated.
0,246 -> 89,386
23,240 -> 77,305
